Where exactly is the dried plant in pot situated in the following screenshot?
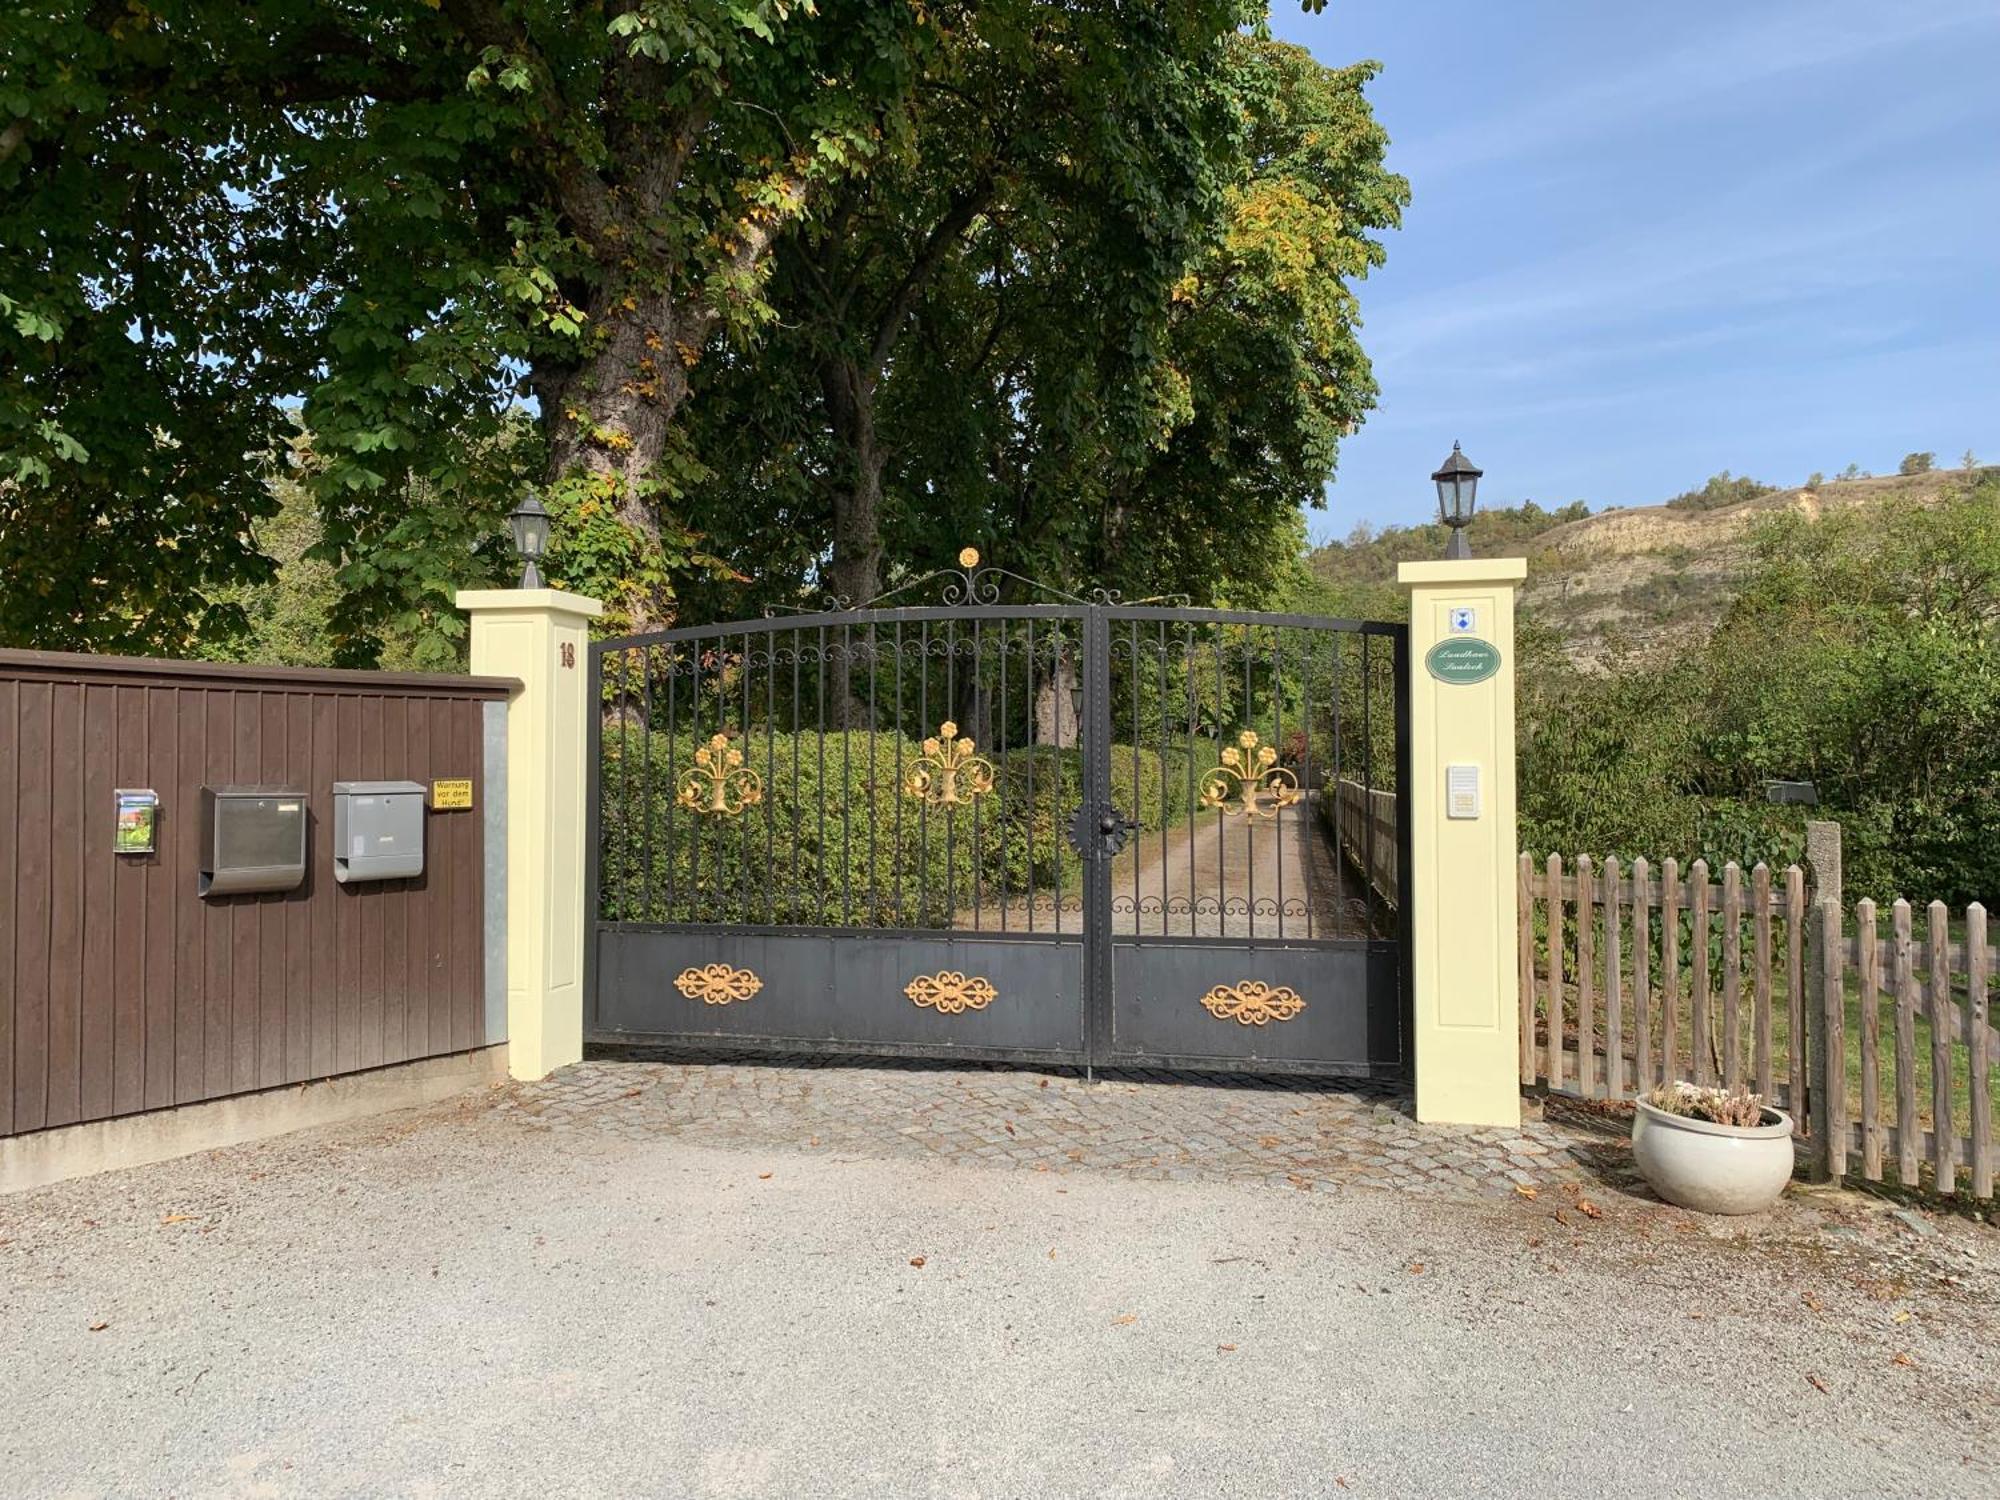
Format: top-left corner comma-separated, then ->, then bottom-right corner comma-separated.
1631,1082 -> 1796,1215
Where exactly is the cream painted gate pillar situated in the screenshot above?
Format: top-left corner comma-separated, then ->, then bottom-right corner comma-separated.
457,587 -> 605,1080
1398,557 -> 1527,1126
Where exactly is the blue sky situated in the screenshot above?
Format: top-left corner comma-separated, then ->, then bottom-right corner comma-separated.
1270,0 -> 2000,542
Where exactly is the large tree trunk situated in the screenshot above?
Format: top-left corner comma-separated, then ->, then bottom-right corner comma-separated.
1034,648 -> 1079,748
820,353 -> 885,609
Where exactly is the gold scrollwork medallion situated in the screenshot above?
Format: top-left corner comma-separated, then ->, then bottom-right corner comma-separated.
677,733 -> 763,817
1197,730 -> 1301,820
904,971 -> 999,1015
1199,980 -> 1306,1026
674,963 -> 764,1005
902,721 -> 996,808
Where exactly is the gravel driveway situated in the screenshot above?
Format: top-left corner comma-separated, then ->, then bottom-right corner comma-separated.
3,1066 -> 1996,1499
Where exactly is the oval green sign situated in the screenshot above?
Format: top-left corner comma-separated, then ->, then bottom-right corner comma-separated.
1425,637 -> 1501,685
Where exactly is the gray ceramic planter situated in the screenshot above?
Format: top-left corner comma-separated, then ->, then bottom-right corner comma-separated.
1631,1097 -> 1796,1215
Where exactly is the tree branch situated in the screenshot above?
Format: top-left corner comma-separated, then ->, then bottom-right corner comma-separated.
865,178 -> 994,380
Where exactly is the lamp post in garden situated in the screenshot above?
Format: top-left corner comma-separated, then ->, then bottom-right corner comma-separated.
1432,441 -> 1482,559
508,494 -> 552,588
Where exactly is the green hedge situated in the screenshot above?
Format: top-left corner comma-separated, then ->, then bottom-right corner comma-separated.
597,731 -> 1186,927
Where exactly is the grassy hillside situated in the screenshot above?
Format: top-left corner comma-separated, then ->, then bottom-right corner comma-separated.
1308,466 -> 1998,663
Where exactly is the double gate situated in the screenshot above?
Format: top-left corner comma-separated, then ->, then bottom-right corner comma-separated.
584,559 -> 1411,1077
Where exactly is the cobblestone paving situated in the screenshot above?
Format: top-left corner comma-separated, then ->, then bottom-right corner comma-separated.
487,1050 -> 1626,1200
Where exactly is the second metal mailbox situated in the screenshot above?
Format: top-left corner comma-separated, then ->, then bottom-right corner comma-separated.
332,780 -> 427,884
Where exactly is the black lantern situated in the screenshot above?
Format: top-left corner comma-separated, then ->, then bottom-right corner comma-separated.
508,494 -> 551,588
1431,441 -> 1482,559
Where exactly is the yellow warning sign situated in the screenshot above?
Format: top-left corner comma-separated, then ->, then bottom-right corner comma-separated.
431,778 -> 474,810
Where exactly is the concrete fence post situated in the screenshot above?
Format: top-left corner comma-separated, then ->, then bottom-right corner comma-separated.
456,587 -> 605,1080
1398,556 -> 1528,1126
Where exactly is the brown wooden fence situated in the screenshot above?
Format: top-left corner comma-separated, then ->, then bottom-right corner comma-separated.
1329,778 -> 1398,908
0,648 -> 514,1139
1521,851 -> 1998,1199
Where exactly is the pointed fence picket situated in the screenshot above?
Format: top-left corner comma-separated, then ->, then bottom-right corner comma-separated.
1520,853 -> 1997,1200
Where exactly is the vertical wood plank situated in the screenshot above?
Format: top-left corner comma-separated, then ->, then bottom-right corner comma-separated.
257,691 -> 288,1090
1632,857 -> 1653,1089
1518,852 -> 1535,1085
310,694 -> 339,1078
0,680 -> 16,1137
231,691 -> 261,1094
284,693 -> 313,1083
1786,865 -> 1806,1113
13,682 -> 53,1131
121,686 -> 171,1111
1604,856 -> 1623,1097
402,698 -> 432,1063
44,684 -> 84,1128
336,694 -> 362,1074
1752,862 -> 1773,1097
1575,855 -> 1595,1096
202,691 -> 234,1098
78,684 -> 117,1122
1968,904 -> 1991,1201
1928,900 -> 1954,1195
1821,901 -> 1847,1181
357,693 -> 385,1070
147,687 -> 181,1107
1545,853 -> 1563,1092
1661,857 -> 1681,1085
107,685 -> 148,1112
1857,898 -> 1882,1182
427,699 -> 455,1058
170,689 -> 204,1103
1721,861 -> 1742,1092
450,698 -> 480,1051
380,695 -> 410,1064
1691,859 -> 1712,1086
1893,899 -> 1919,1186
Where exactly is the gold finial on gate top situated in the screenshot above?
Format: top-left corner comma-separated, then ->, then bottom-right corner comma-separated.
958,546 -> 980,568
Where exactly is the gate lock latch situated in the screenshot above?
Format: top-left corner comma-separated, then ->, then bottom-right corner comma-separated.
1067,803 -> 1136,860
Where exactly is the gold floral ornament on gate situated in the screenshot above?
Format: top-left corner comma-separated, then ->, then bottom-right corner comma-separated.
903,721 -> 996,808
675,963 -> 764,1005
1197,730 -> 1300,820
1199,980 -> 1306,1026
677,733 -> 763,817
905,971 -> 999,1014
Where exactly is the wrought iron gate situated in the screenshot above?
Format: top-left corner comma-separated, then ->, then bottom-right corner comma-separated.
584,555 -> 1411,1077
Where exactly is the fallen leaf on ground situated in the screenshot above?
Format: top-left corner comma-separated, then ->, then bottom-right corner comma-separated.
1038,1078 -> 1049,1088
1407,1263 -> 1425,1275
1004,1122 -> 1016,1135
1218,1344 -> 1237,1353
1805,1373 -> 1829,1393
1048,1248 -> 1057,1259
621,1087 -> 642,1098
88,1321 -> 109,1333
808,1136 -> 820,1147
757,1172 -> 772,1180
1801,1292 -> 1823,1312
1574,1198 -> 1604,1220
1891,1352 -> 1916,1368
160,1214 -> 195,1225
1285,1174 -> 1314,1190
1112,1313 -> 1137,1326
1258,1135 -> 1282,1149
1514,1184 -> 1539,1200
1066,1148 -> 1085,1162
908,1256 -> 926,1268
1892,1309 -> 1911,1324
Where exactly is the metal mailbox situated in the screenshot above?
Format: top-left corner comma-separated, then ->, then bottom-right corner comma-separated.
200,787 -> 308,897
332,780 -> 426,884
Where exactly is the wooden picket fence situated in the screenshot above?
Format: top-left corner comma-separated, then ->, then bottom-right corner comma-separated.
1520,853 -> 1997,1200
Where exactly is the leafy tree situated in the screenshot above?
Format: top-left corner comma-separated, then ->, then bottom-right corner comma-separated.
675,22 -> 1402,616
1805,471 -> 1825,488
1838,463 -> 1866,481
3,0 -> 935,656
1898,450 -> 1936,475
1962,449 -> 1979,471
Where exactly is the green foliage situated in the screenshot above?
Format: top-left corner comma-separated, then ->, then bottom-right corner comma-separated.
1898,451 -> 1936,475
1663,470 -> 1774,512
1519,475 -> 2000,904
597,731 -> 1190,925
